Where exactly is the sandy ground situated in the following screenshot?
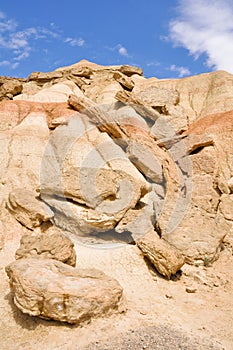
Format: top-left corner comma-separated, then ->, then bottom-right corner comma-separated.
0,223 -> 232,350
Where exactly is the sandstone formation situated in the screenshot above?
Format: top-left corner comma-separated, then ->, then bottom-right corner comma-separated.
0,59 -> 233,350
0,60 -> 233,329
15,228 -> 76,267
5,258 -> 125,324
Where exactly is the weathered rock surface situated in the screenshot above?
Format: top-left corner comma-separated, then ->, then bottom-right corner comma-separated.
15,228 -> 76,266
115,191 -> 162,242
0,221 -> 4,251
42,195 -> 117,235
0,77 -> 24,100
6,189 -> 54,229
40,114 -> 150,234
0,59 -> 232,265
14,80 -> 83,102
5,258 -> 125,324
137,230 -> 185,279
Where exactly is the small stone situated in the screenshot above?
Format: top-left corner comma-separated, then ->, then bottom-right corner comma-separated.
139,309 -> 147,315
165,294 -> 173,299
186,287 -> 197,293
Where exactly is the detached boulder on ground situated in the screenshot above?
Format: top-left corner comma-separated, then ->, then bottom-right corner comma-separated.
6,189 -> 54,229
5,258 -> 125,324
15,228 -> 76,267
137,230 -> 185,279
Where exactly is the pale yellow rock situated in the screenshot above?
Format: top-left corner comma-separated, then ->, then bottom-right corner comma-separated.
15,227 -> 76,266
228,178 -> 233,193
42,196 -> 117,235
5,258 -> 125,324
219,194 -> 233,221
137,230 -> 185,279
6,189 -> 54,229
0,113 -> 49,204
0,61 -> 233,268
14,80 -> 83,102
0,221 -> 4,250
115,191 -> 161,242
27,70 -> 63,82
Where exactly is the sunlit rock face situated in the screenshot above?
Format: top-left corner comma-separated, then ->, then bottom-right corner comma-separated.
0,60 -> 232,264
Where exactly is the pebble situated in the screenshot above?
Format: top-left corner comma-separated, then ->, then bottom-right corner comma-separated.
186,286 -> 197,293
165,293 -> 173,299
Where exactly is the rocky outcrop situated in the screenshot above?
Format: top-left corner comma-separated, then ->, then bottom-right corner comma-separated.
15,228 -> 76,267
0,59 -> 232,267
5,258 -> 125,324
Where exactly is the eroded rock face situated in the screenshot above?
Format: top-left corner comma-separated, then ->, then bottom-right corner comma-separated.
5,258 -> 125,324
160,110 -> 233,263
15,228 -> 76,267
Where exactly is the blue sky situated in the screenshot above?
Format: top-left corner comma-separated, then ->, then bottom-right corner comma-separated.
0,0 -> 233,78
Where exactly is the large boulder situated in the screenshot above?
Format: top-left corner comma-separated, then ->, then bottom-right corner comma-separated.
5,258 -> 125,324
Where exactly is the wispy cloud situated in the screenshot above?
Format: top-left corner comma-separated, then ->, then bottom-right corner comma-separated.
107,43 -> 131,58
169,64 -> 191,77
64,37 -> 85,47
169,0 -> 233,73
0,11 -> 85,70
146,61 -> 160,67
0,60 -> 10,67
118,45 -> 129,57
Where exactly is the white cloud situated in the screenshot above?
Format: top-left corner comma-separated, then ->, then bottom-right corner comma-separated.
169,0 -> 233,73
169,64 -> 191,77
146,61 -> 160,67
0,18 -> 17,33
64,37 -> 85,47
118,45 -> 129,57
11,62 -> 19,69
14,51 -> 30,61
0,60 -> 10,66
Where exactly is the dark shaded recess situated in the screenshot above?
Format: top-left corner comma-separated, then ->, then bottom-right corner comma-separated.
189,145 -> 205,155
